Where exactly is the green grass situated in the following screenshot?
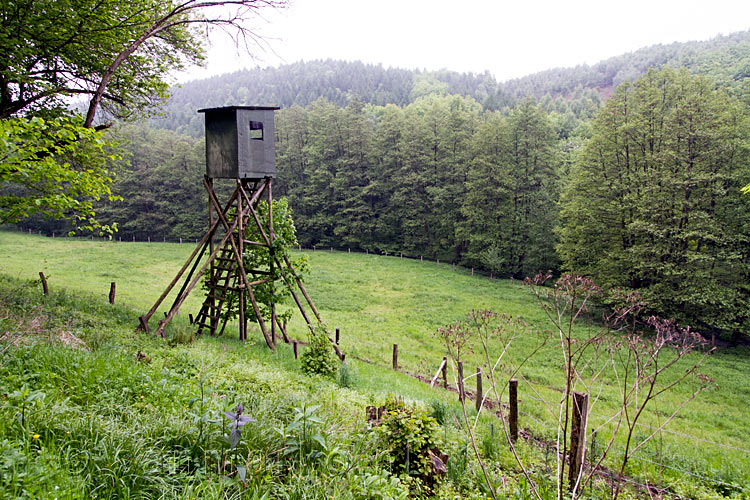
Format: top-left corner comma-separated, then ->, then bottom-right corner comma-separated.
1,229 -> 749,499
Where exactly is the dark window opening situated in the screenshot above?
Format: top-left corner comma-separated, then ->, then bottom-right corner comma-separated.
249,121 -> 264,140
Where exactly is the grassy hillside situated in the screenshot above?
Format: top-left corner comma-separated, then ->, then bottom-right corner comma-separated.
1,229 -> 749,499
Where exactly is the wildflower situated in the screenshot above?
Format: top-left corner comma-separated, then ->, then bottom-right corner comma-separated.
32,434 -> 40,439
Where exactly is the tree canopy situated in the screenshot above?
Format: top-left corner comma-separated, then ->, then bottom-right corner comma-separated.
0,0 -> 283,228
558,68 -> 750,334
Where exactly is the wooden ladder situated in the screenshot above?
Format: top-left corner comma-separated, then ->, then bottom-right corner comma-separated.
193,243 -> 237,335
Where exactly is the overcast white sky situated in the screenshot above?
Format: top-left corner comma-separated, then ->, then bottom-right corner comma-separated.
177,0 -> 750,83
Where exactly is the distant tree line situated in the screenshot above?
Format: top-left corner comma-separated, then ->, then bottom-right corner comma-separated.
16,34 -> 750,338
152,31 -> 750,137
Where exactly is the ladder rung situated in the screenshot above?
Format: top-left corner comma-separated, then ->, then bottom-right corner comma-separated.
248,270 -> 272,276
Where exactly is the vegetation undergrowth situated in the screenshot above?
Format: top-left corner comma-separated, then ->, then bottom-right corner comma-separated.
1,233 -> 749,498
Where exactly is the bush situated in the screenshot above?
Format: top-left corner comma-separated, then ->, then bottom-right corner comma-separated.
300,326 -> 338,377
376,395 -> 444,497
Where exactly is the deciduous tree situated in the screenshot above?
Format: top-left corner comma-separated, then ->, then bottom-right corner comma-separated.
559,68 -> 750,335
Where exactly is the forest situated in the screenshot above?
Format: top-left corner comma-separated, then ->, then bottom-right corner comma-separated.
16,32 -> 750,339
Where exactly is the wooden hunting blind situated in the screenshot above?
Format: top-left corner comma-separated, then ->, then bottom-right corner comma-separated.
138,106 -> 341,359
199,106 -> 279,179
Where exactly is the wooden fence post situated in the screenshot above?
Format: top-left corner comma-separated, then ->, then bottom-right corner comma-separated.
392,343 -> 398,370
475,367 -> 483,412
39,272 -> 48,295
335,328 -> 340,345
442,357 -> 448,388
109,282 -> 116,304
293,341 -> 299,359
509,379 -> 518,442
457,361 -> 465,403
568,392 -> 589,491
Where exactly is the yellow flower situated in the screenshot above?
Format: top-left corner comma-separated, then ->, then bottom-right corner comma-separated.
32,434 -> 40,439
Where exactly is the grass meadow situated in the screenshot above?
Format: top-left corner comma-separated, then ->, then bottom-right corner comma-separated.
1,228 -> 749,498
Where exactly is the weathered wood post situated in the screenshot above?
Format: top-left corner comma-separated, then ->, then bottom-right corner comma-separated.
509,379 -> 518,442
568,391 -> 589,491
457,361 -> 465,403
475,367 -> 483,412
335,328 -> 340,345
392,343 -> 398,370
293,341 -> 299,359
442,356 -> 448,388
109,282 -> 116,304
39,272 -> 48,295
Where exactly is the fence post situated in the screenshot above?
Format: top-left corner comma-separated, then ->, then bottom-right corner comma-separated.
109,282 -> 116,305
568,392 -> 589,491
457,361 -> 465,402
475,367 -> 483,412
39,272 -> 48,295
509,379 -> 518,442
293,341 -> 299,359
335,328 -> 340,345
392,343 -> 398,370
442,356 -> 448,388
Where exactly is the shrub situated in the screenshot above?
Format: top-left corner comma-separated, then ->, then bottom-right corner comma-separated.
300,326 -> 338,377
376,395 -> 444,497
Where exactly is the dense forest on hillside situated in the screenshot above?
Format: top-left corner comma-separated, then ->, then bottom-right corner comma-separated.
17,33 -> 750,338
152,31 -> 750,136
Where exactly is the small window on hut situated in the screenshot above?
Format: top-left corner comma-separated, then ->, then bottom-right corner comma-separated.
249,121 -> 264,140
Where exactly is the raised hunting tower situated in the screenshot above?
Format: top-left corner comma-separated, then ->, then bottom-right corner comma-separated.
200,106 -> 278,179
138,106 -> 339,358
